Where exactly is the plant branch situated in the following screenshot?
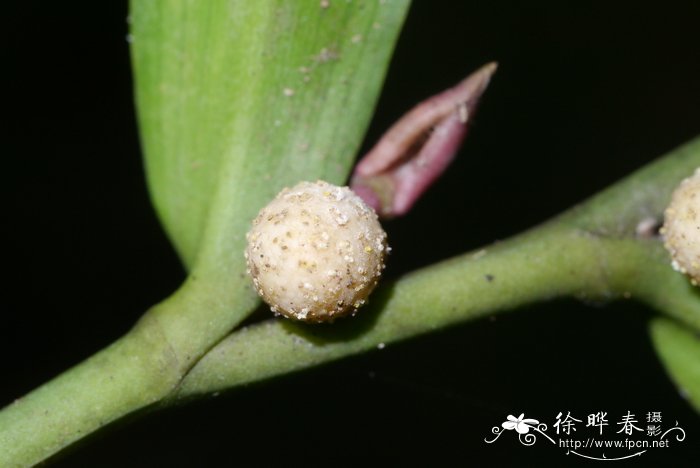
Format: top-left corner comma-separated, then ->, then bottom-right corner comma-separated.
169,138 -> 700,401
0,313 -> 181,467
1,2 -> 414,464
2,0 -> 698,461
0,0 -> 416,466
1,141 -> 697,468
168,225 -> 636,400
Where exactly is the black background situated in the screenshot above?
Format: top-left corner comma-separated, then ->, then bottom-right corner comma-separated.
5,1 -> 700,466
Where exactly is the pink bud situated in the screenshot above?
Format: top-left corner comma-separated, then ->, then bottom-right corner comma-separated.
352,62 -> 497,218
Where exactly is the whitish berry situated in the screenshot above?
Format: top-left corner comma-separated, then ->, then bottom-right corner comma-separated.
662,168 -> 700,285
245,180 -> 389,322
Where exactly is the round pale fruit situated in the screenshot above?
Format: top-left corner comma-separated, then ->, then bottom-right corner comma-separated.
662,168 -> 700,285
245,180 -> 388,322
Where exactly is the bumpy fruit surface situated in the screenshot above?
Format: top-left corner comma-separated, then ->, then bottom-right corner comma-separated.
245,180 -> 388,322
662,168 -> 700,285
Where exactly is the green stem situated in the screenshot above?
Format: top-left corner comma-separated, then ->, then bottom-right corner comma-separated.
0,314 -> 178,467
2,140 -> 698,466
169,224 -> 660,400
167,138 -> 700,400
0,277 -> 258,467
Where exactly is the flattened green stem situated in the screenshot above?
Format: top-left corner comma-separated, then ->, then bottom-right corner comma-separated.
130,0 -> 411,370
3,4 -> 700,460
0,274 -> 256,467
561,136 -> 700,237
1,138 -> 697,467
170,138 -> 700,400
171,227 -> 699,400
172,225 -> 612,398
0,2 -> 412,464
0,313 -> 181,467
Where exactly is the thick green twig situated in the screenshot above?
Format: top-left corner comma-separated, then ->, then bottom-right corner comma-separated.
1,1 -> 414,464
170,138 -> 700,400
0,143 -> 697,467
2,1 -> 697,465
169,227 -> 656,400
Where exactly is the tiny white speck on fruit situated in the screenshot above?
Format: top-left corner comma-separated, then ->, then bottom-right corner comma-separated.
662,167 -> 700,286
245,180 -> 388,322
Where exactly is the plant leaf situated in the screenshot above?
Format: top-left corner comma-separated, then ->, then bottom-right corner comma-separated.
130,0 -> 411,270
649,318 -> 700,413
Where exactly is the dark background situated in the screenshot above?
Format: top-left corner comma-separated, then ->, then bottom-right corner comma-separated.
5,1 -> 700,466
